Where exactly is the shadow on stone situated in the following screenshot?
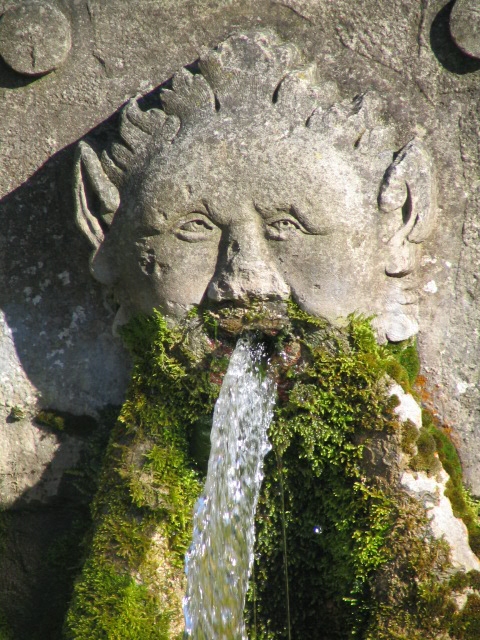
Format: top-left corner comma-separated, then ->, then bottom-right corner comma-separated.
430,0 -> 480,74
0,55 -> 38,89
0,409 -> 115,640
0,136 -> 130,417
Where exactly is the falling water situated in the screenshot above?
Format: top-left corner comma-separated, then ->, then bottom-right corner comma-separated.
184,337 -> 276,639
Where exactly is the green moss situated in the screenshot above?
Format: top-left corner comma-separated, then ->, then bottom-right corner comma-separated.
400,420 -> 419,456
423,411 -> 462,481
409,427 -> 442,476
418,410 -> 480,558
445,571 -> 480,639
35,410 -> 66,431
246,312 -> 455,640
66,562 -> 171,639
384,338 -> 420,390
451,594 -> 480,639
64,311 -> 228,639
449,570 -> 480,592
64,304 -> 480,639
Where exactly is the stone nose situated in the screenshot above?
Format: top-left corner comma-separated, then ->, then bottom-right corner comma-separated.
206,225 -> 290,303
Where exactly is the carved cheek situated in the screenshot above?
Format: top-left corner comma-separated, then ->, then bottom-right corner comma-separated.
268,233 -> 368,307
137,233 -> 220,305
268,234 -> 327,278
138,247 -> 156,276
134,239 -> 173,280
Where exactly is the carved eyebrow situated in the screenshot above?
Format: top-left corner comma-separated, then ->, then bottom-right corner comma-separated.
254,202 -> 298,220
134,208 -> 169,236
254,202 -> 332,235
201,199 -> 220,220
137,202 -> 212,236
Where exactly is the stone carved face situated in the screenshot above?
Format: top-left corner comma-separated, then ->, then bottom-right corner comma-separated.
75,31 -> 436,342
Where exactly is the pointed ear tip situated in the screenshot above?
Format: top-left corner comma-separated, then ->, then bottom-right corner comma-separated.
76,139 -> 93,159
75,141 -> 101,175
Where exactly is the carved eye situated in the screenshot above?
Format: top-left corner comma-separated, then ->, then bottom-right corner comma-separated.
174,213 -> 219,242
266,216 -> 305,241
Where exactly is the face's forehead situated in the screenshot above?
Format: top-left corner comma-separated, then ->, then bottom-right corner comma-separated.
133,127 -> 373,231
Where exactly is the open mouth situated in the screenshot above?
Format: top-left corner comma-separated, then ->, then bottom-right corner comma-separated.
203,300 -> 289,336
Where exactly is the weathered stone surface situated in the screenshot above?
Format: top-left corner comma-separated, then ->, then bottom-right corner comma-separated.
0,0 -> 480,488
402,468 -> 480,573
450,0 -> 480,60
0,417 -> 82,508
74,32 -> 435,345
391,382 -> 423,430
0,7 -> 474,428
0,1 -> 71,76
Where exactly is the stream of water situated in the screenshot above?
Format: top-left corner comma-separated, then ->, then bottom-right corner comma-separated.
183,337 -> 276,639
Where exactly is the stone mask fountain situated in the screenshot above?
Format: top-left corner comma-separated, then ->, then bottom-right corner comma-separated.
64,29 -> 480,640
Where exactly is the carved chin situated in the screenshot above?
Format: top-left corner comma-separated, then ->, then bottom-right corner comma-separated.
372,309 -> 419,343
112,304 -> 134,336
370,277 -> 421,343
383,312 -> 419,343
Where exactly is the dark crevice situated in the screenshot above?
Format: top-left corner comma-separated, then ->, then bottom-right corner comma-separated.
353,131 -> 365,149
272,76 -> 286,104
351,94 -> 364,114
402,184 -> 413,225
184,58 -> 201,75
304,106 -> 318,128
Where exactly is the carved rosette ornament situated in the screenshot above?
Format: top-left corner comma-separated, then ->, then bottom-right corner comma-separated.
74,30 -> 436,342
0,1 -> 71,76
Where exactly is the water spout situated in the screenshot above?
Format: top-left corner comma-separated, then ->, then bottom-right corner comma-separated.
184,337 -> 276,639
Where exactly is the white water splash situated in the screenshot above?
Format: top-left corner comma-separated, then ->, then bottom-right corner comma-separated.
184,337 -> 276,639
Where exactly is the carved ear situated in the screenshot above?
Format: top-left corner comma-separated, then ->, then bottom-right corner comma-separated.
379,139 -> 436,276
73,141 -> 120,249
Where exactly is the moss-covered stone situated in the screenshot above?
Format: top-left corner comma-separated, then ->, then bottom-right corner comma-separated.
64,306 -> 480,639
384,338 -> 420,392
409,426 -> 443,476
64,311 -> 230,639
418,411 -> 480,559
246,311 -> 480,640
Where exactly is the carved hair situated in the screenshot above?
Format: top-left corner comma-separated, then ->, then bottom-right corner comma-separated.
100,31 -> 391,186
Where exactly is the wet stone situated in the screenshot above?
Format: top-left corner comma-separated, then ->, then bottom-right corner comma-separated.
0,0 -> 71,76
